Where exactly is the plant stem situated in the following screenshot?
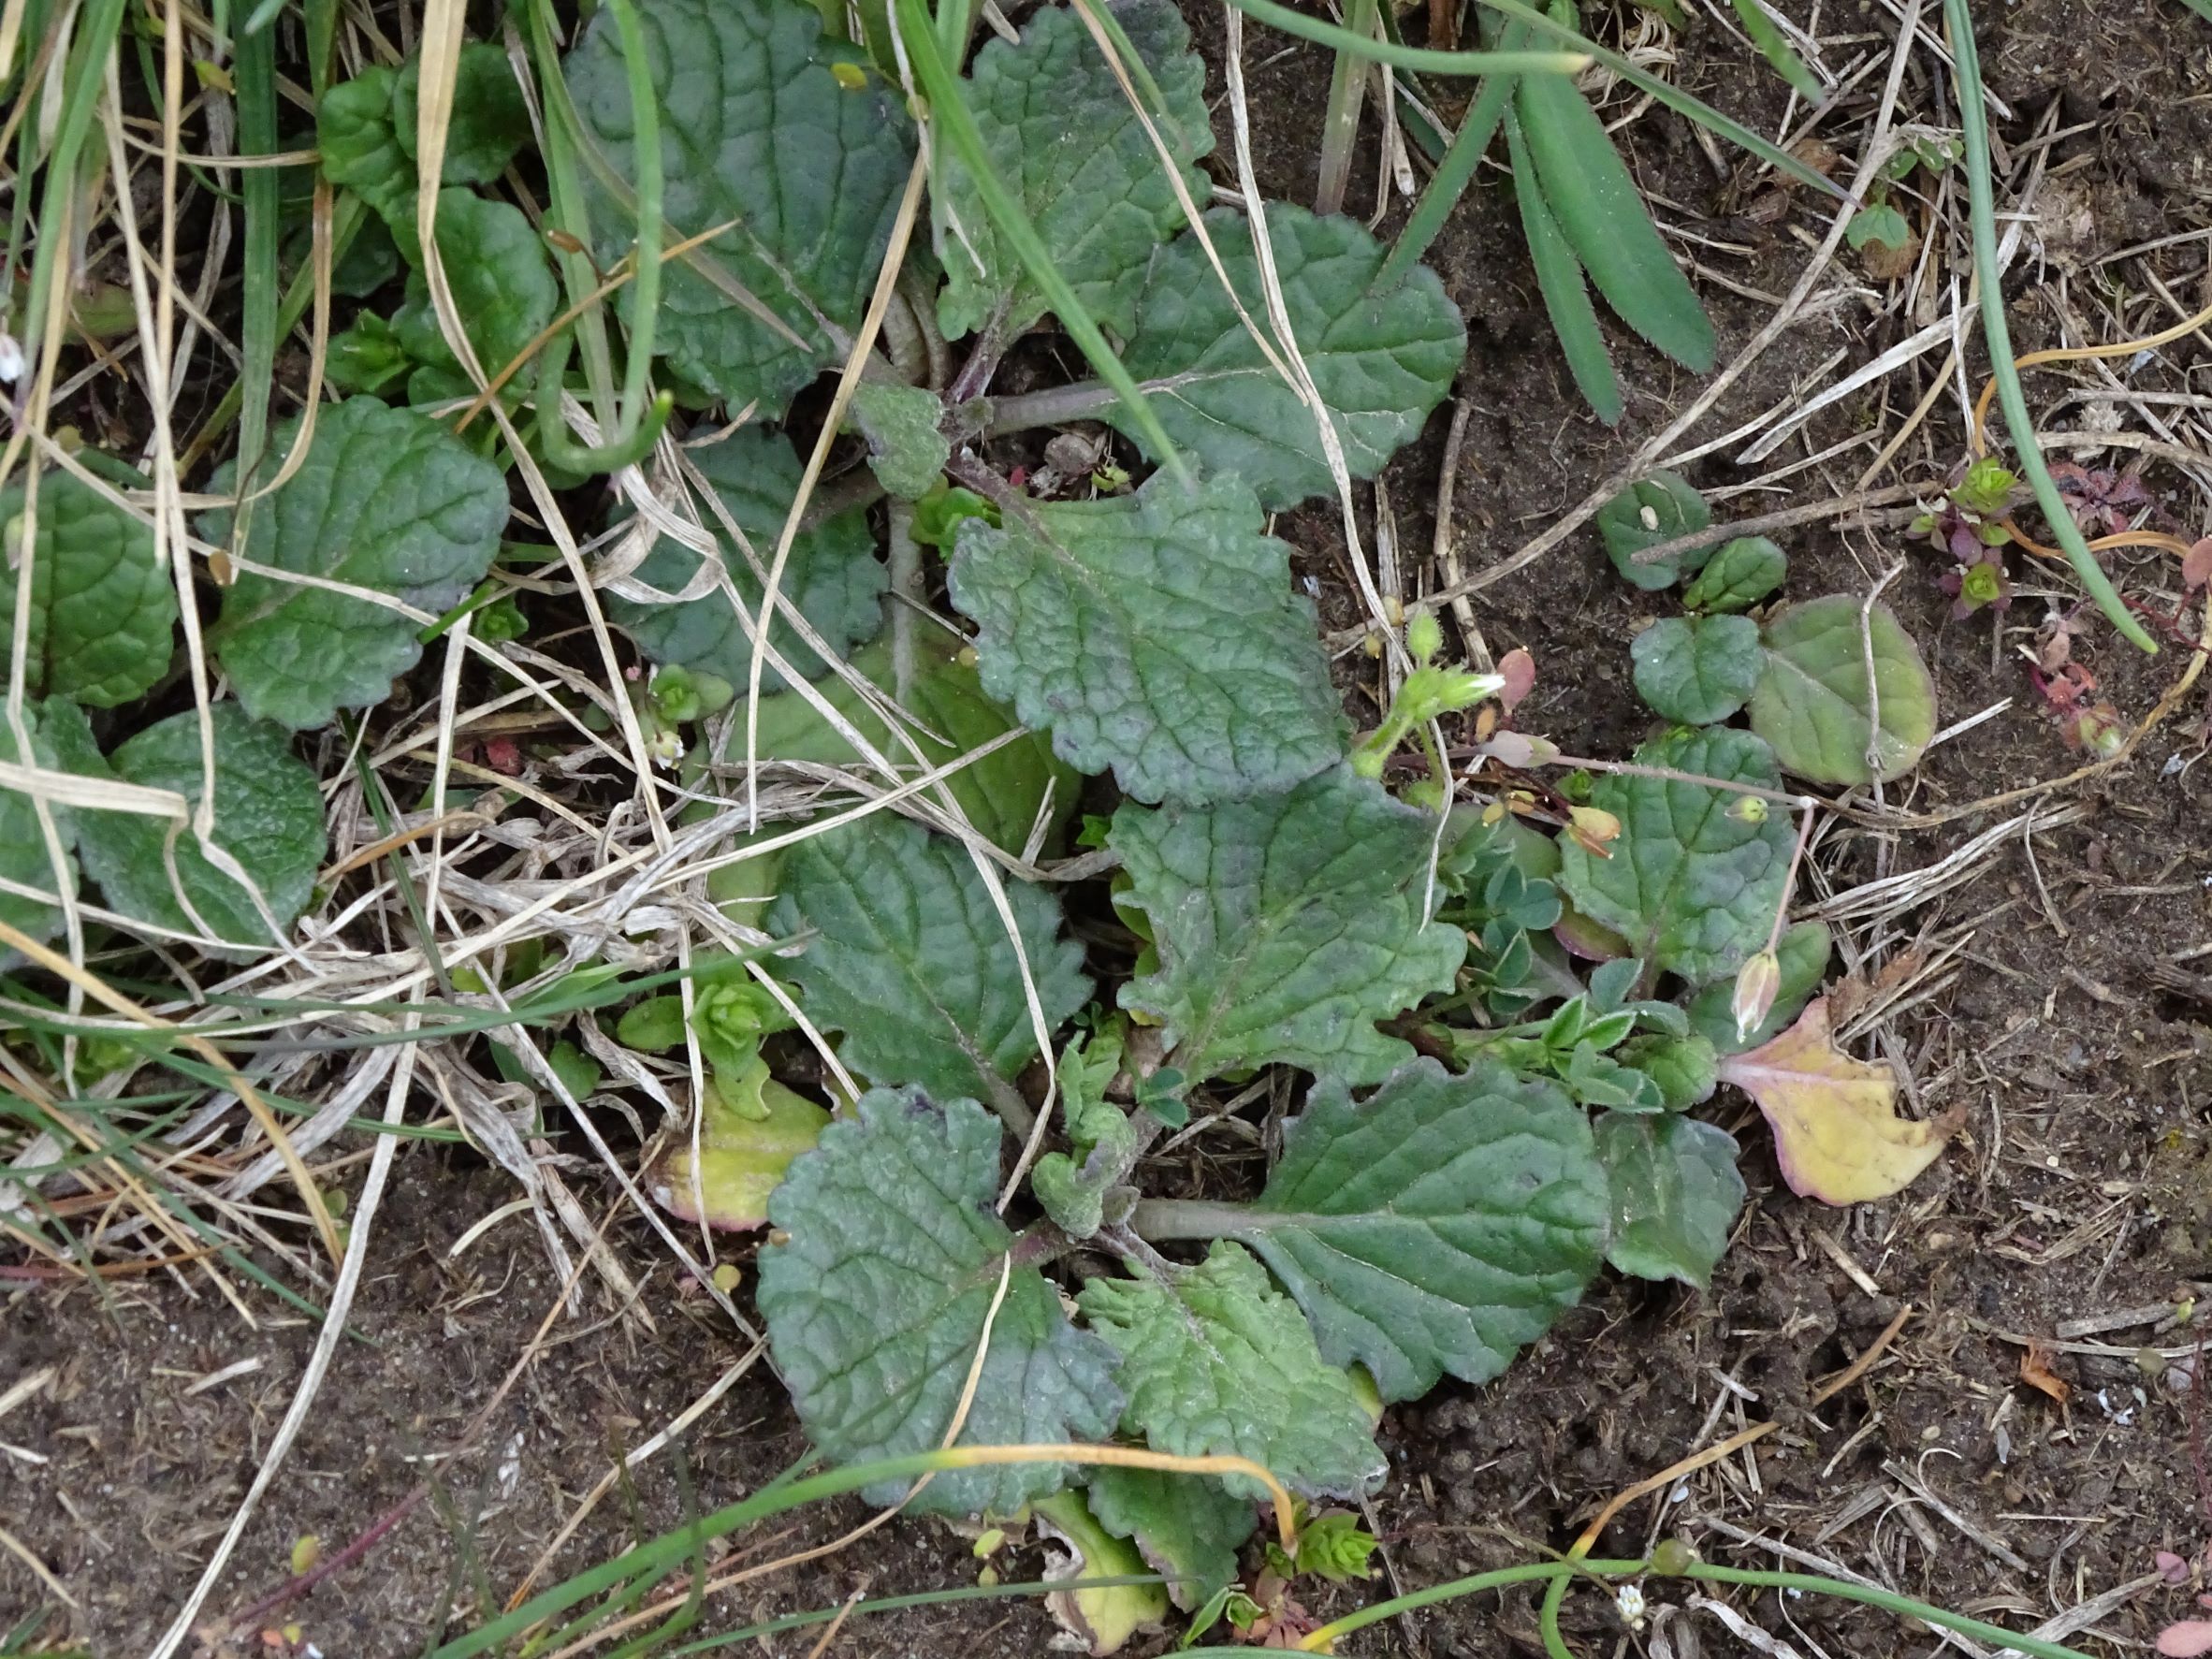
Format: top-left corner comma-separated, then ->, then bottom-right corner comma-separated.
1943,0 -> 2154,653
1314,0 -> 1378,216
887,499 -> 921,700
963,380 -> 1124,436
1126,1196 -> 1259,1241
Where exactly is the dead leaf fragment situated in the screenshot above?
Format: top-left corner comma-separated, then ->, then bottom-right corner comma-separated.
1498,648 -> 1536,711
2185,538 -> 2212,591
1566,805 -> 1621,856
1716,997 -> 1956,1205
2018,1342 -> 2071,1405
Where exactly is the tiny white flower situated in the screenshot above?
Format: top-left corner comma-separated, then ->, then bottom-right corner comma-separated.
0,331 -> 22,384
1615,1584 -> 1647,1628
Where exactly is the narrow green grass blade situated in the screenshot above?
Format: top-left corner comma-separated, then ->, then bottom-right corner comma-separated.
895,0 -> 1189,483
1315,0 -> 1379,214
658,1578 -> 1170,1657
1944,0 -> 2154,653
2179,0 -> 2211,20
1226,0 -> 1839,194
14,0 -> 132,376
303,0 -> 337,93
179,193 -> 369,462
1513,68 -> 1714,371
1376,21 -> 1527,289
430,1452 -> 1169,1658
233,18 -> 282,511
1728,0 -> 1821,99
527,0 -> 623,423
1505,107 -> 1621,423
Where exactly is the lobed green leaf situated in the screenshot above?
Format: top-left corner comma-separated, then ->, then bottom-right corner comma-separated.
1221,1057 -> 1609,1401
1111,765 -> 1466,1084
1555,726 -> 1795,988
1108,203 -> 1465,510
0,470 -> 176,707
936,0 -> 1214,342
1079,1242 -> 1386,1499
607,427 -> 885,692
765,812 -> 1090,1105
205,398 -> 509,731
564,0 -> 917,416
758,1087 -> 1123,1516
948,471 -> 1346,806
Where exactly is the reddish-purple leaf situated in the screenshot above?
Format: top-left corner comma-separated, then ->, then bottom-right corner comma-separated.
2157,1620 -> 2212,1657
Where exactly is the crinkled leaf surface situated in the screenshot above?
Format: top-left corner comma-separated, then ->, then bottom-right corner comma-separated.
758,1088 -> 1122,1515
1597,471 -> 1710,591
61,704 -> 324,950
766,811 -> 1089,1103
1078,1242 -> 1385,1500
1108,204 -> 1464,510
1630,615 -> 1761,725
1688,917 -> 1830,1055
1617,1031 -> 1718,1110
1750,594 -> 1936,785
1032,1028 -> 1137,1239
316,66 -> 412,230
1682,535 -> 1787,613
1111,765 -> 1465,1084
1718,996 -> 1952,1204
0,708 -> 76,943
0,470 -> 175,706
935,0 -> 1213,342
391,44 -> 530,183
1556,727 -> 1795,988
565,0 -> 917,416
392,191 -> 558,395
606,427 -> 883,691
206,398 -> 509,730
1204,1056 -> 1609,1402
317,47 -> 530,247
948,471 -> 1344,805
1085,1466 -> 1255,1611
1594,1111 -> 1743,1288
848,381 -> 950,501
749,633 -> 1076,855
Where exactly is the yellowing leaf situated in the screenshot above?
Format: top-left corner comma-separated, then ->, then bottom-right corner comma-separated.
647,1079 -> 828,1231
1716,997 -> 1952,1204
